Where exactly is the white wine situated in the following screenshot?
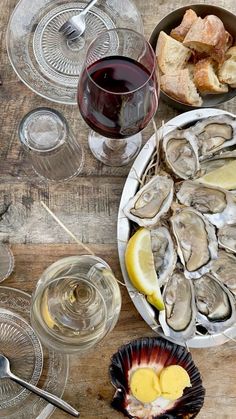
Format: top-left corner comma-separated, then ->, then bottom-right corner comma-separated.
31,256 -> 121,353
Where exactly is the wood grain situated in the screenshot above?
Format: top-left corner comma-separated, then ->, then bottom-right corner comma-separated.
0,1 -> 236,418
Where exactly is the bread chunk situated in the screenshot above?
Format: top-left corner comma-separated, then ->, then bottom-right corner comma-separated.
183,15 -> 227,63
219,56 -> 236,88
194,58 -> 228,94
156,31 -> 192,74
160,69 -> 203,106
170,9 -> 198,42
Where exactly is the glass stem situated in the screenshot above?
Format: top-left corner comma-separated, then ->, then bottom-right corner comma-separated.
104,138 -> 127,152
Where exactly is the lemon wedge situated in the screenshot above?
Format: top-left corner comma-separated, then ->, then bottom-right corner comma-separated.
197,160 -> 236,190
125,228 -> 165,311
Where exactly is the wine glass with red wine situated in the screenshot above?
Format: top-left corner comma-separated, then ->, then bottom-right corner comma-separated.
78,28 -> 159,166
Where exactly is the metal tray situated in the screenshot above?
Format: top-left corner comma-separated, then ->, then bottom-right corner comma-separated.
117,108 -> 236,348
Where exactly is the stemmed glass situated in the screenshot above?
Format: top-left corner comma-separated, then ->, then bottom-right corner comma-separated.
78,28 -> 159,166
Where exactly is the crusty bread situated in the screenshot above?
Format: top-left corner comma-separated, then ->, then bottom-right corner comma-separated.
156,31 -> 192,74
183,15 -> 227,63
225,31 -> 234,52
194,58 -> 228,94
170,9 -> 198,42
160,69 -> 203,106
219,56 -> 236,88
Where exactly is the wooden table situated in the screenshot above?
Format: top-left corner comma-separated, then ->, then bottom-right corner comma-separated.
0,0 -> 236,417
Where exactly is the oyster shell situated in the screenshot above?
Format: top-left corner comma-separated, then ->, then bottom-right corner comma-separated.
159,271 -> 196,342
193,274 -> 236,333
171,207 -> 218,279
177,180 -> 236,228
218,224 -> 236,254
192,114 -> 236,158
110,337 -> 205,419
199,150 -> 236,178
151,226 -> 177,287
123,175 -> 174,227
162,129 -> 200,180
210,250 -> 236,296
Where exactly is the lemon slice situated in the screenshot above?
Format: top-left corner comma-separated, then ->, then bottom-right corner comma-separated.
125,228 -> 164,311
197,160 -> 236,190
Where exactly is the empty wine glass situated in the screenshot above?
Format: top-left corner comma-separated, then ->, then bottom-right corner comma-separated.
78,28 -> 159,166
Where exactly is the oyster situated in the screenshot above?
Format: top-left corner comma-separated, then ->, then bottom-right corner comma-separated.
162,129 -> 200,180
159,271 -> 196,341
199,150 -> 236,178
177,180 -> 236,228
193,275 -> 236,333
110,337 -> 205,419
218,224 -> 236,254
171,207 -> 218,279
151,226 -> 177,287
123,175 -> 174,227
192,114 -> 236,158
210,250 -> 236,296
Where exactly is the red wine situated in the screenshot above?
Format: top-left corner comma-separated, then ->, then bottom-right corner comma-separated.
78,56 -> 158,139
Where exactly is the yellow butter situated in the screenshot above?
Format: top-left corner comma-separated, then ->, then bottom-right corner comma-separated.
160,365 -> 191,401
130,368 -> 161,403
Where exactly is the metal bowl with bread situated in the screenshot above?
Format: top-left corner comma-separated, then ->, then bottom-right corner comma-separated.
150,4 -> 236,111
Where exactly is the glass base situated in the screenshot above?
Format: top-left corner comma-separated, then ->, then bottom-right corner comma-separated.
88,130 -> 142,166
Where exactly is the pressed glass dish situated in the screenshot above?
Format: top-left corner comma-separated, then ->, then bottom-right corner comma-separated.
6,0 -> 143,104
0,287 -> 69,419
0,309 -> 43,410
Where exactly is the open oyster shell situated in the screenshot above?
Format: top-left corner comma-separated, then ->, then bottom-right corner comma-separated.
110,337 -> 205,419
123,175 -> 174,227
192,114 -> 236,159
193,275 -> 236,333
218,224 -> 236,254
162,129 -> 200,180
171,207 -> 218,279
199,150 -> 236,179
210,250 -> 236,296
159,271 -> 196,342
177,180 -> 236,228
151,226 -> 177,287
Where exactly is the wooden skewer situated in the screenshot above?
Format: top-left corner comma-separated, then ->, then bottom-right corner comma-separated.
41,201 -> 95,256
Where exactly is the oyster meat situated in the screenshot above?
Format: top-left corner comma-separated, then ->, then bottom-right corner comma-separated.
177,180 -> 236,228
159,271 -> 196,341
210,250 -> 236,296
192,114 -> 236,158
150,226 -> 177,287
171,207 -> 218,279
218,224 -> 236,254
162,129 -> 200,180
123,175 -> 174,227
193,275 -> 236,333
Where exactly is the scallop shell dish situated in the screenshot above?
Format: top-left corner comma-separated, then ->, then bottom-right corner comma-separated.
124,114 -> 236,345
110,337 -> 205,419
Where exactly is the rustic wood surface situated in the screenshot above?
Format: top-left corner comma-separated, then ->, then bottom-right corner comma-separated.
0,0 -> 236,418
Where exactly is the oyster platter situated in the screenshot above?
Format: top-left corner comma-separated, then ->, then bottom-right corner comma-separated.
118,108 -> 236,348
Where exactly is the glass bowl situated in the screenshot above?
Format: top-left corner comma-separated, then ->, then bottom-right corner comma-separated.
0,286 -> 69,419
6,0 -> 143,104
0,243 -> 14,283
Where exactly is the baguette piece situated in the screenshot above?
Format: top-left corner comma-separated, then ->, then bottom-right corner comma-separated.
170,9 -> 198,42
183,15 -> 227,63
156,31 -> 192,74
160,69 -> 203,106
219,56 -> 236,88
194,58 -> 228,94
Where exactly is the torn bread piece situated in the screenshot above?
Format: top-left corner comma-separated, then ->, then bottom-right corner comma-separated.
194,58 -> 228,94
170,9 -> 198,42
160,69 -> 203,106
183,15 -> 227,63
225,46 -> 236,59
219,56 -> 236,88
156,31 -> 192,74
